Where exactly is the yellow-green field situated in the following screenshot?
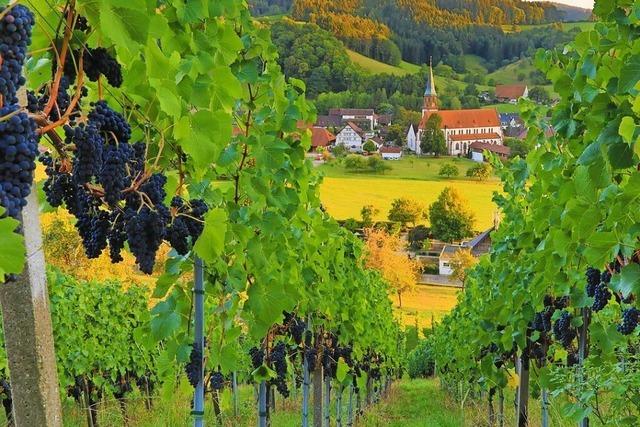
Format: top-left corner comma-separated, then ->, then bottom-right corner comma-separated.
395,285 -> 460,330
320,177 -> 499,230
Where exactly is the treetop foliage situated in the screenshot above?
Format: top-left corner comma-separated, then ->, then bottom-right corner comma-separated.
427,187 -> 475,242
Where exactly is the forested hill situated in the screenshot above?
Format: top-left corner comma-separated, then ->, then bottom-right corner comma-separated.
252,0 -> 592,68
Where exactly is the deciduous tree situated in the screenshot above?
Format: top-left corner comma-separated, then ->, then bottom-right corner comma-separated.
438,163 -> 459,178
428,187 -> 475,242
449,248 -> 478,283
363,228 -> 421,308
420,114 -> 447,157
388,198 -> 424,227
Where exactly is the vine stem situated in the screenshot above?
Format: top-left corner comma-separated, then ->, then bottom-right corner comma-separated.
43,0 -> 75,117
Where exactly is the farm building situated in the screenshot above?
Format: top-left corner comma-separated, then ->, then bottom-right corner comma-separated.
495,84 -> 529,103
469,141 -> 511,161
380,146 -> 402,160
310,127 -> 336,151
328,108 -> 377,131
335,122 -> 365,152
438,227 -> 494,276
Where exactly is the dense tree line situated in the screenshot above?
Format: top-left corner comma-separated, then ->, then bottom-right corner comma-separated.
270,20 -> 361,97
249,0 -> 293,16
292,0 -> 582,69
376,5 -> 580,68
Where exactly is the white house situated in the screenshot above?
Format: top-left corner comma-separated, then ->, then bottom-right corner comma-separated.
380,146 -> 402,160
438,228 -> 494,275
417,62 -> 503,156
328,108 -> 377,131
335,122 -> 365,152
406,123 -> 419,154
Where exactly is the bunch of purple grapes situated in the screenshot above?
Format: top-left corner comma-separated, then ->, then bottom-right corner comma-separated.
0,5 -> 38,219
41,100 -> 207,273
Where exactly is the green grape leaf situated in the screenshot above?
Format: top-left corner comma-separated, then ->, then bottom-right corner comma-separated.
150,311 -> 181,340
610,264 -> 640,298
0,212 -> 24,280
619,55 -> 640,93
193,208 -> 228,263
619,116 -> 637,143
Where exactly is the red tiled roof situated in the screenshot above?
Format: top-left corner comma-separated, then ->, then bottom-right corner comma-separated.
449,132 -> 501,142
311,127 -> 336,148
380,146 -> 402,154
469,141 -> 511,156
420,109 -> 500,129
495,84 -> 527,100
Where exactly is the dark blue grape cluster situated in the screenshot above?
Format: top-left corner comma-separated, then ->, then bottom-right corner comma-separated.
185,342 -> 203,388
249,347 -> 265,369
83,47 -> 123,88
617,307 -> 640,335
68,123 -> 103,184
592,283 -> 611,312
553,311 -> 576,348
100,143 -> 133,206
88,100 -> 131,143
42,100 -> 206,271
0,105 -> 38,217
283,312 -> 306,344
586,267 -> 601,297
166,197 -> 209,255
269,342 -> 289,397
0,6 -> 37,219
0,5 -> 34,104
124,204 -> 168,274
209,372 -> 224,391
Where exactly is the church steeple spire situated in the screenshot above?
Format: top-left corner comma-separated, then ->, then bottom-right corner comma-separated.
423,57 -> 438,112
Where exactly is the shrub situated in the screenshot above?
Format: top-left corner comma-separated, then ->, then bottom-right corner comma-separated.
367,155 -> 391,173
407,336 -> 435,378
438,163 -> 459,178
344,154 -> 367,171
408,225 -> 430,251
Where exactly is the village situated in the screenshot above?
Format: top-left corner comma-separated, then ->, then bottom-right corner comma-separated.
305,63 -> 547,162
302,63 -> 550,286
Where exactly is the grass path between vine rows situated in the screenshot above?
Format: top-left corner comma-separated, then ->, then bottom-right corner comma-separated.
55,377 -> 575,426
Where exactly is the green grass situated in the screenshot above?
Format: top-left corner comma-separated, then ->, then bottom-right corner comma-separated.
318,155 -> 487,181
55,377 -> 575,426
347,49 -> 418,76
487,58 -> 538,85
501,21 -> 595,33
462,54 -> 489,76
397,285 -> 460,330
345,49 -> 492,91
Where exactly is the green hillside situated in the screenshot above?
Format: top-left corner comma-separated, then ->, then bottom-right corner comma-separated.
487,58 -> 538,85
347,49 -> 421,76
501,21 -> 595,33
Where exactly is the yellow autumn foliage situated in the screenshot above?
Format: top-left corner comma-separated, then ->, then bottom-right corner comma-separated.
363,228 -> 421,308
40,210 -> 165,287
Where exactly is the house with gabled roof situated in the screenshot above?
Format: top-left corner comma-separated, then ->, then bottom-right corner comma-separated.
335,122 -> 365,152
438,227 -> 494,275
495,84 -> 529,103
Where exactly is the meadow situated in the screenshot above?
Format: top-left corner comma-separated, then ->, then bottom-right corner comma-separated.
318,156 -> 500,231
396,285 -> 460,330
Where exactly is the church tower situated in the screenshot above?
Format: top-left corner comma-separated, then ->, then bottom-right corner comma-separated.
422,59 -> 438,114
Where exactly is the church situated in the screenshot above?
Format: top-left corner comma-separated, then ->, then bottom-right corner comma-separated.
410,64 -> 503,156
